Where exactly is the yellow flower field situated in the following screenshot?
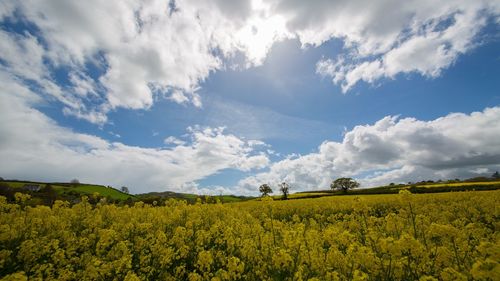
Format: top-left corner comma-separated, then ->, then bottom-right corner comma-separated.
1,191 -> 499,280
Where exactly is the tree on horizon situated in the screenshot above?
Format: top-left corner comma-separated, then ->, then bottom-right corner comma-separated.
259,184 -> 272,197
331,177 -> 360,193
279,182 -> 290,200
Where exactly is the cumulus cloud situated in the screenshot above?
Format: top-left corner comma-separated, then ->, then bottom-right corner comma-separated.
238,107 -> 500,193
0,73 -> 270,193
0,0 -> 295,124
1,0 -> 497,124
309,0 -> 500,92
0,27 -> 111,124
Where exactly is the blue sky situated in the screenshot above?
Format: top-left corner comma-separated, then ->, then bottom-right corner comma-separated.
1,1 -> 499,195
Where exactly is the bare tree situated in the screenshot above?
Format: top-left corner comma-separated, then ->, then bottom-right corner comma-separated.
121,186 -> 130,194
279,182 -> 290,200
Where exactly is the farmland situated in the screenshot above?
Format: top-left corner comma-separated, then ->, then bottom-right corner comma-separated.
0,189 -> 498,280
282,180 -> 500,201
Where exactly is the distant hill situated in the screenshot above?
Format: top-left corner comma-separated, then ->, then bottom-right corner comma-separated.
136,190 -> 254,204
0,179 -> 134,204
0,179 -> 254,205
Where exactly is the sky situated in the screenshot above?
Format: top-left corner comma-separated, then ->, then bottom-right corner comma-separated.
0,0 -> 499,195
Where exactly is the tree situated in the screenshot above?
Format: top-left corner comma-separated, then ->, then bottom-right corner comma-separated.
259,184 -> 273,197
0,182 -> 14,201
40,184 -> 57,205
121,186 -> 130,194
70,179 -> 80,186
330,177 -> 359,193
492,171 -> 500,179
279,182 -> 290,200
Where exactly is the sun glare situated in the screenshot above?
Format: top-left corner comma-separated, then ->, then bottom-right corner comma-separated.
236,1 -> 290,65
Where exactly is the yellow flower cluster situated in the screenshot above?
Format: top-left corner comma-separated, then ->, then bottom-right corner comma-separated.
0,191 -> 498,280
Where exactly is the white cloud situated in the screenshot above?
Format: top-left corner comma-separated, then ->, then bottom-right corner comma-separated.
234,0 -> 292,65
167,90 -> 190,105
0,30 -> 46,82
0,74 -> 270,194
1,0 -> 498,124
0,0 -> 298,122
237,153 -> 270,172
238,107 -> 500,193
0,1 -> 15,19
164,136 -> 186,146
0,28 -> 111,124
0,0 -> 253,122
309,0 -> 499,92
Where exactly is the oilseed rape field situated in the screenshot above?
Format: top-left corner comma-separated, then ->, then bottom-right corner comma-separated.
1,190 -> 498,280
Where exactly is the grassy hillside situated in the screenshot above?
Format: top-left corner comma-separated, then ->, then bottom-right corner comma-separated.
0,179 -> 253,205
0,180 -> 134,202
63,184 -> 133,200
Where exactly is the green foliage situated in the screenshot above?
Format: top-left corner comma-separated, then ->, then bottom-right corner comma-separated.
218,195 -> 247,203
259,184 -> 272,196
70,179 -> 80,186
331,177 -> 360,192
121,186 -> 130,194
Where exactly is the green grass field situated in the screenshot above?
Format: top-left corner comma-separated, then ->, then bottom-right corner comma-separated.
68,184 -> 133,200
1,181 -> 134,201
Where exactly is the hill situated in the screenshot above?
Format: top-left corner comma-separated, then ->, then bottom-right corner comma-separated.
136,190 -> 254,204
0,179 -> 254,205
0,179 -> 134,204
